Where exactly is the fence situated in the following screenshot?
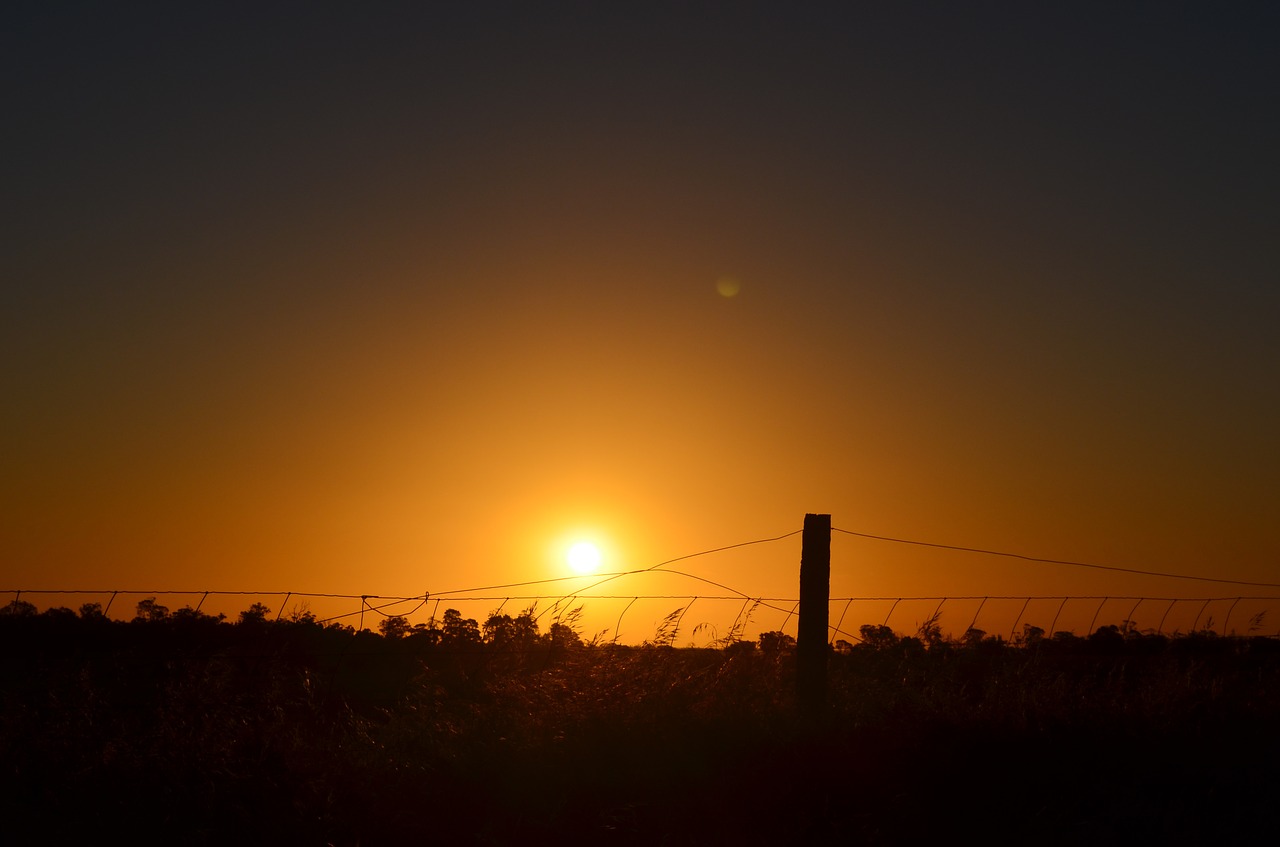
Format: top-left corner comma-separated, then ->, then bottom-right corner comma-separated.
7,518 -> 1279,643
5,588 -> 1278,645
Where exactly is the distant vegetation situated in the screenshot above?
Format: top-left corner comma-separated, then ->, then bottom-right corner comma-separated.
3,598 -> 1277,844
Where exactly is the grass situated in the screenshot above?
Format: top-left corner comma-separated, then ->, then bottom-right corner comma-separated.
2,602 -> 1278,844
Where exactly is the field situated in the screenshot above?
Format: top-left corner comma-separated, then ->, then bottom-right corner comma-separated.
3,601 -> 1278,845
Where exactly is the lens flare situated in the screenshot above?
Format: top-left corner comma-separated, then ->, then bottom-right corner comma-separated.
715,276 -> 741,297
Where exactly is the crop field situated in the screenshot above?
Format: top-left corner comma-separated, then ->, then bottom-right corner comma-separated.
3,601 -> 1278,845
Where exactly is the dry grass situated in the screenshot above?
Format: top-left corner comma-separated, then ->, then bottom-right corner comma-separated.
2,604 -> 1278,844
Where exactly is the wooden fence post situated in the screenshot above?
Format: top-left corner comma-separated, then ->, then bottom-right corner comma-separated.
798,513 -> 831,716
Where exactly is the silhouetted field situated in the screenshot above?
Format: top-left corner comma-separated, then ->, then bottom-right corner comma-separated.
3,601 -> 1278,845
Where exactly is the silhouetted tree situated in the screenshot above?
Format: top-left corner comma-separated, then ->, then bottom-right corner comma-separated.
1,599 -> 38,616
409,622 -> 442,646
441,609 -> 481,646
285,604 -> 318,625
134,597 -> 169,622
79,602 -> 107,620
239,602 -> 272,624
1090,624 -> 1124,647
379,615 -> 410,639
548,621 -> 583,649
483,606 -> 539,648
858,624 -> 897,650
483,612 -> 514,645
758,631 -> 796,653
173,605 -> 225,624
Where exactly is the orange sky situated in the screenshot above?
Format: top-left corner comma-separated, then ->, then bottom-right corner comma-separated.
4,5 -> 1278,640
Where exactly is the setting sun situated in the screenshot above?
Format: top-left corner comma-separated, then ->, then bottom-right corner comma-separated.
566,541 -> 603,574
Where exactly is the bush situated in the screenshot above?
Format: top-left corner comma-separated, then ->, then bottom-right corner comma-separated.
1,609 -> 1276,843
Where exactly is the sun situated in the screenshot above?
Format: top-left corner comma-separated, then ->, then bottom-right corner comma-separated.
566,541 -> 603,575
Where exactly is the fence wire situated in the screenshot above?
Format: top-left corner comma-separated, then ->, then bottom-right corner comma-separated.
5,588 -> 1278,643
7,523 -> 1278,642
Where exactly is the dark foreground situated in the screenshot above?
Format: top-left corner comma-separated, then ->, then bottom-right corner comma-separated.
3,605 -> 1278,845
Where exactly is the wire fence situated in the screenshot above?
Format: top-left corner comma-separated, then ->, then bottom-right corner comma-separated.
7,524 -> 1279,643
5,587 -> 1278,644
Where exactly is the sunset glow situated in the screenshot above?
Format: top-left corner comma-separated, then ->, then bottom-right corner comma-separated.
7,7 -> 1277,843
2,4 -> 1275,647
566,541 -> 603,575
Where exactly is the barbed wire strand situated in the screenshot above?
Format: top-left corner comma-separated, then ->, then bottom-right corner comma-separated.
1048,597 -> 1069,636
1192,599 -> 1212,632
1089,598 -> 1110,635
968,598 -> 988,634
832,598 -> 854,645
1008,598 -> 1030,640
422,528 -> 805,601
11,520 -> 1274,612
1125,598 -> 1143,630
613,597 -> 638,645
537,528 -> 806,614
882,599 -> 900,628
318,594 -> 432,625
673,598 -> 696,642
8,519 -> 1280,640
12,589 -> 1277,608
833,527 -> 1280,588
5,588 -> 1277,639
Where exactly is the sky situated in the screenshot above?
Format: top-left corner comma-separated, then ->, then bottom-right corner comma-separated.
4,2 -> 1278,640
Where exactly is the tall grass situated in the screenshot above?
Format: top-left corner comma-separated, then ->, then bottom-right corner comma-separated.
2,601 -> 1277,844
